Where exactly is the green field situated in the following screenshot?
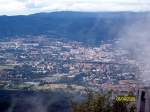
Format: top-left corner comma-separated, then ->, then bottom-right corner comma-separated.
0,65 -> 15,70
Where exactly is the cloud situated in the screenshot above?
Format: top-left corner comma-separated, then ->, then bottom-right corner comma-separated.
116,14 -> 150,85
0,0 -> 150,15
0,0 -> 26,15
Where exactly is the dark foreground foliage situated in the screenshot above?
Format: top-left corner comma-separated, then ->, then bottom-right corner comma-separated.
0,90 -> 136,112
0,90 -> 70,112
71,91 -> 136,112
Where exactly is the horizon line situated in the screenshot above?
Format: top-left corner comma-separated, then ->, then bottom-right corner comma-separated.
1,10 -> 150,16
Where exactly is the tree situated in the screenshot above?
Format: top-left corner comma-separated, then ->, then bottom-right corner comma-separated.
71,91 -> 112,112
71,91 -> 136,112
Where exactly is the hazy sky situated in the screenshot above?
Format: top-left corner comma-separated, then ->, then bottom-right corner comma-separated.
0,0 -> 150,15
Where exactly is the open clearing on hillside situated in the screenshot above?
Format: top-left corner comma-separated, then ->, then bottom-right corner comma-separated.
0,65 -> 15,70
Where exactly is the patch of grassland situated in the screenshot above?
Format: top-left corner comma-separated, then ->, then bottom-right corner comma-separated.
0,64 -> 15,70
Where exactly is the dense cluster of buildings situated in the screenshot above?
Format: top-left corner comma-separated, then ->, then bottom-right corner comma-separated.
0,37 -> 138,93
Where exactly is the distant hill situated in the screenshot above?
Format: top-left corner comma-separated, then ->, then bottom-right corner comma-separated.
0,11 -> 148,43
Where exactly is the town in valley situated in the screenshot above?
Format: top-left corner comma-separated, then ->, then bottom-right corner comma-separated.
0,36 -> 138,95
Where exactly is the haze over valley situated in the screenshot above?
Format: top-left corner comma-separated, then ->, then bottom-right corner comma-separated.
0,11 -> 149,112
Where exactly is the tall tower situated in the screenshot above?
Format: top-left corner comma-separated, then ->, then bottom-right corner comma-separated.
136,87 -> 150,112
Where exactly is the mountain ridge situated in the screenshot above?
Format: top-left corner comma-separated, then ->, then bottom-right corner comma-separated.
0,11 -> 148,43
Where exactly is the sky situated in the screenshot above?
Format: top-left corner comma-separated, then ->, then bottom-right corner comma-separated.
0,0 -> 150,15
